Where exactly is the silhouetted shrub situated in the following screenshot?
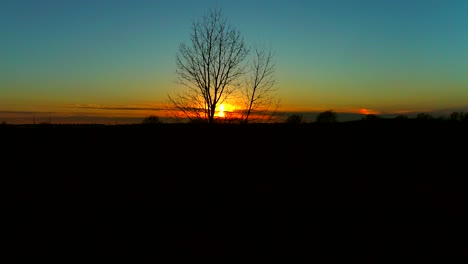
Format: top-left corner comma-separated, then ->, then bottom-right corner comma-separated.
315,110 -> 337,123
449,112 -> 466,122
462,113 -> 468,123
142,115 -> 162,125
395,114 -> 408,120
416,113 -> 433,120
362,114 -> 380,121
285,114 -> 303,124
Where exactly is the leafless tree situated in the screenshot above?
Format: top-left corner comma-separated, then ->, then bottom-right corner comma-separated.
168,8 -> 249,123
240,45 -> 279,123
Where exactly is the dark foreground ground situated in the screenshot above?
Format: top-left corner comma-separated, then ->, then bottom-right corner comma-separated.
1,120 -> 468,261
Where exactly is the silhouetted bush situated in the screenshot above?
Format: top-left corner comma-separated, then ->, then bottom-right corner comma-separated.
416,113 -> 433,120
362,114 -> 380,121
142,115 -> 162,125
449,112 -> 466,122
462,113 -> 468,123
395,114 -> 408,120
285,114 -> 303,124
315,110 -> 337,123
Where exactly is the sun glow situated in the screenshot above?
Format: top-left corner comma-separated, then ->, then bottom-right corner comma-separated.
218,104 -> 225,117
216,103 -> 239,118
359,108 -> 380,115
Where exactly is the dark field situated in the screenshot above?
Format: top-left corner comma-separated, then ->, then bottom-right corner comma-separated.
2,121 -> 468,261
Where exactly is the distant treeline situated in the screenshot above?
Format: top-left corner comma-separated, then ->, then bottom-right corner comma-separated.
1,110 -> 468,126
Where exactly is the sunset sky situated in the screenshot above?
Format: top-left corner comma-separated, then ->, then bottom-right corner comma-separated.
2,0 -> 468,123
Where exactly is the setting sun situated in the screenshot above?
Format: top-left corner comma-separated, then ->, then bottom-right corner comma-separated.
216,103 -> 239,118
359,108 -> 380,115
218,104 -> 225,118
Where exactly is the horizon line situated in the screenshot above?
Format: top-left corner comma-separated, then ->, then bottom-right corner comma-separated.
1,108 -> 467,125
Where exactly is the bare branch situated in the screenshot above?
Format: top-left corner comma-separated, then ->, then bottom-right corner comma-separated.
169,8 -> 249,123
241,44 -> 279,123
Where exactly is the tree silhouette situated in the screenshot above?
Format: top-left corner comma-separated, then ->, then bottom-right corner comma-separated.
448,111 -> 468,123
142,115 -> 162,125
315,110 -> 337,123
168,8 -> 279,124
462,113 -> 468,123
448,111 -> 466,122
240,45 -> 280,123
416,113 -> 433,120
168,8 -> 249,124
285,114 -> 303,124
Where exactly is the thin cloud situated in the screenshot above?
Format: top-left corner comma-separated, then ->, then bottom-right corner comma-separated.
66,104 -> 166,111
0,110 -> 37,115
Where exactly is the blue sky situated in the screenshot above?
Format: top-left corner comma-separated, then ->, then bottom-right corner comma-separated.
1,0 -> 468,123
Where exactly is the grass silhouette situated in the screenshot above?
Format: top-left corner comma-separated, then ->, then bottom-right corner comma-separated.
2,119 -> 467,259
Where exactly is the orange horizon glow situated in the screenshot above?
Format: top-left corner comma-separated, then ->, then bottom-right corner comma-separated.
359,108 -> 381,115
1,101 -> 458,124
216,102 -> 240,118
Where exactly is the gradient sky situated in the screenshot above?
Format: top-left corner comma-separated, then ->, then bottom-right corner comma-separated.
1,0 -> 468,123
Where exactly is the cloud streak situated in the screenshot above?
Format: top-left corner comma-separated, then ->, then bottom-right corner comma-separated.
66,104 -> 166,112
